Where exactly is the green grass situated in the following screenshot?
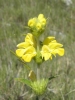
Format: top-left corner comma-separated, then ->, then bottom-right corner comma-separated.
0,0 -> 75,100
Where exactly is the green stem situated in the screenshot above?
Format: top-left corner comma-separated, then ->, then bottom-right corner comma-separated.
36,96 -> 39,100
37,64 -> 40,80
36,37 -> 40,52
36,37 -> 40,80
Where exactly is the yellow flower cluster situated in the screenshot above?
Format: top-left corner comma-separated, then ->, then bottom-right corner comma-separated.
28,14 -> 46,36
16,33 -> 36,62
16,33 -> 64,62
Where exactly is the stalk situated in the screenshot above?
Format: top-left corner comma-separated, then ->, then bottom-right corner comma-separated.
36,96 -> 39,100
37,63 -> 40,80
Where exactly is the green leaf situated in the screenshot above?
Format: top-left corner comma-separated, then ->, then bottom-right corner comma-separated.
16,78 -> 32,87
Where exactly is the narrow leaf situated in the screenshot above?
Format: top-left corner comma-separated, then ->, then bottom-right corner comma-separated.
16,78 -> 31,87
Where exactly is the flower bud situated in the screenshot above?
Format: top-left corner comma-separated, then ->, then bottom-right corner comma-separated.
28,18 -> 36,28
36,23 -> 42,31
28,14 -> 47,37
41,18 -> 46,26
38,14 -> 44,20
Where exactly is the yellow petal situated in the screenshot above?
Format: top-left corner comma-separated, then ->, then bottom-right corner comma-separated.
41,45 -> 52,60
43,37 -> 55,45
22,46 -> 36,62
17,42 -> 30,48
54,48 -> 64,56
40,18 -> 46,26
49,42 -> 63,49
38,14 -> 44,20
16,49 -> 25,57
36,23 -> 42,30
25,33 -> 36,46
25,46 -> 36,54
22,54 -> 32,62
28,18 -> 36,27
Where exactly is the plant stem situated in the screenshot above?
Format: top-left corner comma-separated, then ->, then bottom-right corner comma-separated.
36,37 -> 40,80
36,35 -> 41,100
36,96 -> 39,100
37,64 -> 40,80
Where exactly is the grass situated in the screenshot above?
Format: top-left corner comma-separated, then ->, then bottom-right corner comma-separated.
0,0 -> 75,100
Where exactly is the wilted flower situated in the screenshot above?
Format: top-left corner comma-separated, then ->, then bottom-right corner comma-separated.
28,70 -> 37,81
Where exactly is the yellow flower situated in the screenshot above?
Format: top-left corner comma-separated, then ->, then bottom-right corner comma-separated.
43,36 -> 55,45
28,18 -> 36,28
38,14 -> 44,20
38,14 -> 46,26
36,23 -> 42,30
28,14 -> 46,35
41,36 -> 64,60
17,33 -> 36,48
22,46 -> 36,62
25,33 -> 36,46
16,33 -> 36,62
41,18 -> 46,26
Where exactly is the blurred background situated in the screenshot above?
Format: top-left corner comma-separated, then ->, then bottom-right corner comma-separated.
0,0 -> 75,100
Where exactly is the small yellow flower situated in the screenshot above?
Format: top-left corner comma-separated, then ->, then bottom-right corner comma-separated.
41,45 -> 52,60
25,33 -> 36,47
17,33 -> 36,48
36,23 -> 42,30
16,46 -> 36,62
38,14 -> 46,26
28,14 -> 46,36
16,33 -> 36,62
38,14 -> 44,20
41,36 -> 64,60
22,46 -> 36,62
41,18 -> 46,26
28,18 -> 36,27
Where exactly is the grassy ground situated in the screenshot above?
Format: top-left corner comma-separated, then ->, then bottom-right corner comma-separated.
0,0 -> 75,100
